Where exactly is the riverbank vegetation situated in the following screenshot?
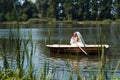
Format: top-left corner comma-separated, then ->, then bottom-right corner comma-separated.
0,19 -> 120,25
0,0 -> 120,23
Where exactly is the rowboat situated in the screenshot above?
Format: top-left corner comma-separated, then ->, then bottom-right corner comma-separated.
46,44 -> 109,55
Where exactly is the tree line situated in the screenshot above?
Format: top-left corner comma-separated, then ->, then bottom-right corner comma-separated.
0,0 -> 120,22
0,0 -> 38,22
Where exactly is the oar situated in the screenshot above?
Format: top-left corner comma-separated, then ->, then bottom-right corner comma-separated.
76,43 -> 88,55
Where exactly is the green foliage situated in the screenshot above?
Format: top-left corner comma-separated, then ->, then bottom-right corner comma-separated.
28,18 -> 48,24
0,0 -> 38,22
102,19 -> 112,23
91,10 -> 98,20
0,13 -> 6,22
115,19 -> 120,22
35,0 -> 118,21
113,0 -> 120,19
46,1 -> 55,18
99,0 -> 112,20
5,11 -> 16,21
21,13 -> 28,21
35,0 -> 49,18
0,0 -> 120,22
0,25 -> 36,79
21,1 -> 38,19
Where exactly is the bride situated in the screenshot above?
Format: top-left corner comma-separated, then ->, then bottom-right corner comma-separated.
70,31 -> 85,46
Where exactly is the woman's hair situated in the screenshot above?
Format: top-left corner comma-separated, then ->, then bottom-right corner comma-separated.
75,31 -> 85,44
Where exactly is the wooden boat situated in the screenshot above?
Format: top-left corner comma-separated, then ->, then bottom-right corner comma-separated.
46,44 -> 109,55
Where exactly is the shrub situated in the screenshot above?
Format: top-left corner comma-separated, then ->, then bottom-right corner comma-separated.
28,18 -> 49,24
5,12 -> 15,21
115,19 -> 120,22
102,19 -> 112,23
21,13 -> 29,21
0,13 -> 6,22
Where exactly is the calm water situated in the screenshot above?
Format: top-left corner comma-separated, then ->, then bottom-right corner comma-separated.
0,23 -> 120,79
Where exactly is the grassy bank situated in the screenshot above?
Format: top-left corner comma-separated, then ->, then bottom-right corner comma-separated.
77,19 -> 120,24
0,19 -> 120,25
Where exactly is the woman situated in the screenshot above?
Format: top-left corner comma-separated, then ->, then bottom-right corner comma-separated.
70,31 -> 85,46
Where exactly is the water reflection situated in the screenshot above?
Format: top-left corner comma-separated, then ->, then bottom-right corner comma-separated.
49,52 -> 101,72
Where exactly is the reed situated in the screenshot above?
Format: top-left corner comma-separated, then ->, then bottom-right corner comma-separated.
0,1 -> 55,79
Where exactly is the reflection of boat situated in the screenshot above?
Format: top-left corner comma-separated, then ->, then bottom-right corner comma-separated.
46,44 -> 109,55
49,51 -> 102,73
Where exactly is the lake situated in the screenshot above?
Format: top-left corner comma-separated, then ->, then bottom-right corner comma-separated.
0,23 -> 120,79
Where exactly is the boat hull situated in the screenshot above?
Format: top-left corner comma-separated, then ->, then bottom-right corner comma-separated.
46,44 -> 109,55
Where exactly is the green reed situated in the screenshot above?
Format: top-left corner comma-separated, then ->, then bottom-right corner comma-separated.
0,1 -> 36,79
0,24 -> 58,80
0,1 -> 55,79
87,25 -> 120,80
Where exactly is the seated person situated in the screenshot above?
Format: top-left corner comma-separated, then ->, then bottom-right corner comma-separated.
70,31 -> 85,46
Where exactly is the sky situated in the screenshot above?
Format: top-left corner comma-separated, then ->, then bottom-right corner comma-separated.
19,0 -> 36,4
31,0 -> 36,3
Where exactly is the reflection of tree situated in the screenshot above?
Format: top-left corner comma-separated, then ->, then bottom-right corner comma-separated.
58,23 -> 63,44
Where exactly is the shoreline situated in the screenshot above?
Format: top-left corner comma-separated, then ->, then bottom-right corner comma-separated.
0,20 -> 120,25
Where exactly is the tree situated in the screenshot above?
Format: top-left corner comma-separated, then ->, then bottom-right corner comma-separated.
0,0 -> 22,21
21,13 -> 28,21
99,0 -> 112,20
90,0 -> 99,20
113,0 -> 120,19
63,0 -> 73,20
35,0 -> 49,18
21,0 -> 38,19
0,13 -> 6,22
5,12 -> 14,21
77,0 -> 90,20
0,0 -> 118,21
71,0 -> 79,20
46,0 -> 56,19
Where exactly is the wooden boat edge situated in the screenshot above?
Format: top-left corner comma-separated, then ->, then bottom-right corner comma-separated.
46,44 -> 109,48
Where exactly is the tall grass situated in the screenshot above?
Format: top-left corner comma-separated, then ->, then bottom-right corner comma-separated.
0,24 -> 58,80
0,24 -> 32,79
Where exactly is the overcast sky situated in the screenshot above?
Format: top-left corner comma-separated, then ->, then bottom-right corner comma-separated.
19,0 -> 36,4
31,0 -> 36,3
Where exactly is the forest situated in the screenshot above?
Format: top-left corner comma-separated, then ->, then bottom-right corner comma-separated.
0,0 -> 120,22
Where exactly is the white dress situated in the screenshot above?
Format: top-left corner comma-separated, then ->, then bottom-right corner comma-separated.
70,31 -> 85,46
